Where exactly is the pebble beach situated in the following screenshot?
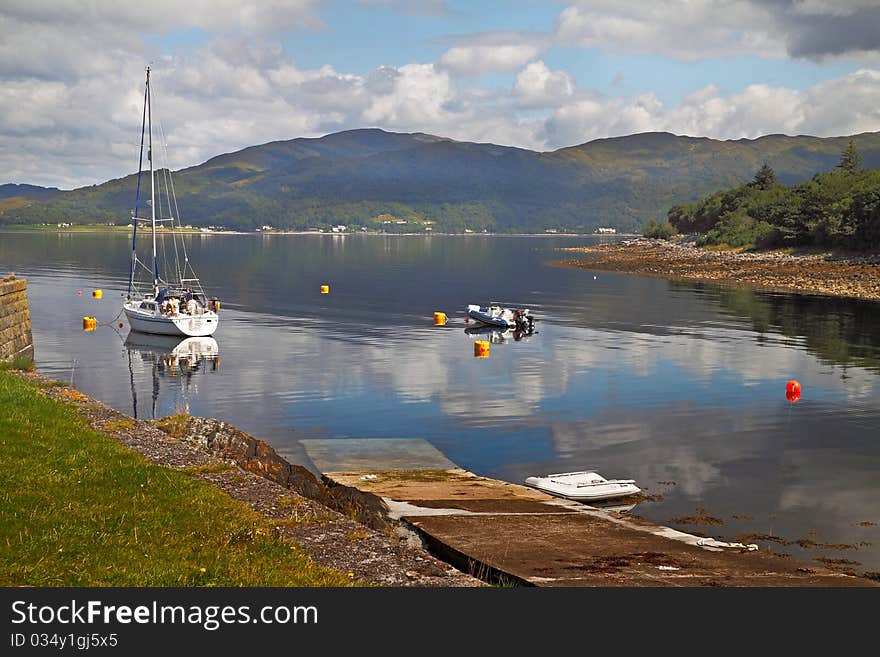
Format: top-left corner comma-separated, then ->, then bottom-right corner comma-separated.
557,238 -> 880,301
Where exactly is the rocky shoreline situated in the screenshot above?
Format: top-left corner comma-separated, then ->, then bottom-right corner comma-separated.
557,237 -> 880,301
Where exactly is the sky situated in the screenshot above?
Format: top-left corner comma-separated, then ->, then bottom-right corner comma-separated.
2,0 -> 880,189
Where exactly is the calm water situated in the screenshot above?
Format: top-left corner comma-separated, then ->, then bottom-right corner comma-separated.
3,231 -> 880,572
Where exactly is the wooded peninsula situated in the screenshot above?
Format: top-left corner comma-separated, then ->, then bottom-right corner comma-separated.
647,140 -> 880,251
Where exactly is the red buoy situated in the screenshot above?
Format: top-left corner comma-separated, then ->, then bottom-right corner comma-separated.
786,380 -> 801,403
118,322 -> 124,329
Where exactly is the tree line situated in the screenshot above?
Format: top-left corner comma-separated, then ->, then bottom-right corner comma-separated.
647,140 -> 880,250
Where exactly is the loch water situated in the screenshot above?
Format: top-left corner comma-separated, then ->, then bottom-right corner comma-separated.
3,231 -> 879,572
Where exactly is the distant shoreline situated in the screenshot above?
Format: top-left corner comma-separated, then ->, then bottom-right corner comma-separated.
0,225 -> 639,238
555,237 -> 880,301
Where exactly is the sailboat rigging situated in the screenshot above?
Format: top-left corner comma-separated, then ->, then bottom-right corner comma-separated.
123,67 -> 220,337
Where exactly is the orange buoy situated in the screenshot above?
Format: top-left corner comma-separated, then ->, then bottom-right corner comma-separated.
474,340 -> 490,358
433,311 -> 447,326
320,284 -> 330,295
82,316 -> 97,331
786,380 -> 801,403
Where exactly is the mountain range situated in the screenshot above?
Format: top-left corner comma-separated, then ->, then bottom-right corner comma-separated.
3,128 -> 880,232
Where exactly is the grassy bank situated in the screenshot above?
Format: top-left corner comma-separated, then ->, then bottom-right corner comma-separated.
0,370 -> 354,586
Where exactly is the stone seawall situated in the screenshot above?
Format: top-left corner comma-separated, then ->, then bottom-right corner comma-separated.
0,276 -> 33,362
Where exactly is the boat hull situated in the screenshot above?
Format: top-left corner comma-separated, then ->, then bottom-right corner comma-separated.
467,309 -> 510,328
467,304 -> 512,328
124,307 -> 219,337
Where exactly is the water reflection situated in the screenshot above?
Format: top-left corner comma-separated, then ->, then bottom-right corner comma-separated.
124,333 -> 220,419
589,500 -> 638,514
677,282 -> 880,373
463,325 -> 535,343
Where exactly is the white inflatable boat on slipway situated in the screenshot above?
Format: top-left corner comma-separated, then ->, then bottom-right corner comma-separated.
524,471 -> 640,502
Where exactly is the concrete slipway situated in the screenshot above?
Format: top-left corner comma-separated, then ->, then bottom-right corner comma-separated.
301,439 -> 876,587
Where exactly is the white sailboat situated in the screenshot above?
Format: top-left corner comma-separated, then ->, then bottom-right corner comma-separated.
123,66 -> 219,338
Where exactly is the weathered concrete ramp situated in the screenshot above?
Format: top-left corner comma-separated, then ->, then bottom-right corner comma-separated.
301,438 -> 457,472
302,439 -> 876,587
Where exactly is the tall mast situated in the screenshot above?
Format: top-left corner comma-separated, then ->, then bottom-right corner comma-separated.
127,68 -> 149,300
147,66 -> 158,293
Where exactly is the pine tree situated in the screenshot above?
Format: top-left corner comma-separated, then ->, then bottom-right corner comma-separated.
837,139 -> 862,174
752,162 -> 777,190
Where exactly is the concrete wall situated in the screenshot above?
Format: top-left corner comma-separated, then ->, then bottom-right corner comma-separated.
0,276 -> 34,362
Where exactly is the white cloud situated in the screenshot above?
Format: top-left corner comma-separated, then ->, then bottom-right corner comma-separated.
555,1 -> 782,61
792,0 -> 862,16
362,63 -> 547,150
542,69 -> 880,148
544,92 -> 665,146
363,63 -> 454,125
555,1 -> 880,61
799,69 -> 880,135
1,0 -> 320,36
514,61 -> 575,108
440,44 -> 542,77
672,84 -> 806,140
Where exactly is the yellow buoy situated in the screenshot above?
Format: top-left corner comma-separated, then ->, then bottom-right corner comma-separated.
82,316 -> 97,331
474,340 -> 490,358
433,311 -> 447,326
92,289 -> 103,299
320,284 -> 330,295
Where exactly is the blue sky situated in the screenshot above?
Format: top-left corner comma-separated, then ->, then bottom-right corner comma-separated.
2,1 -> 880,188
286,1 -> 557,71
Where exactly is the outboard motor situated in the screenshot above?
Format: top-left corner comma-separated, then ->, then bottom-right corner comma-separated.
513,309 -> 534,335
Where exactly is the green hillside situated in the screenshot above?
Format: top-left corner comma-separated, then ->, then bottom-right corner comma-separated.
0,183 -> 61,200
4,128 -> 880,233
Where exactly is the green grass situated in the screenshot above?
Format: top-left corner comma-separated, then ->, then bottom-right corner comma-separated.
102,418 -> 136,432
36,379 -> 67,388
182,463 -> 238,476
0,372 -> 355,586
152,413 -> 190,438
0,357 -> 34,372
